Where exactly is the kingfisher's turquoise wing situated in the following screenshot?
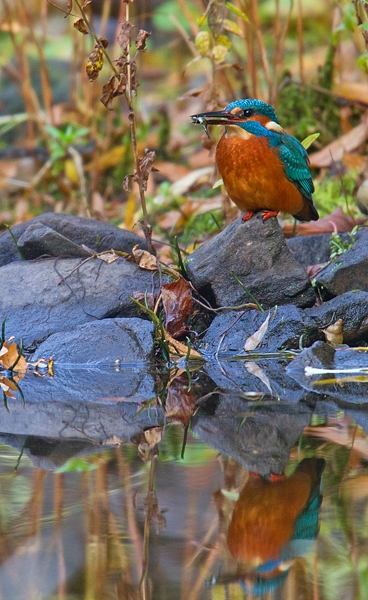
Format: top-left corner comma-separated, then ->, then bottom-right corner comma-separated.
275,133 -> 314,200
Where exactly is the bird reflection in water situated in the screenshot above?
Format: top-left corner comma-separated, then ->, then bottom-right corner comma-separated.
220,457 -> 325,595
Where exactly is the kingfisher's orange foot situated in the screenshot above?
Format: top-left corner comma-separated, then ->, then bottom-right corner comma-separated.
261,210 -> 279,221
242,211 -> 254,222
268,473 -> 286,482
249,471 -> 261,479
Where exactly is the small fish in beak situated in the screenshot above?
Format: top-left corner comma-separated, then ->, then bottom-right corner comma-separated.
190,114 -> 211,140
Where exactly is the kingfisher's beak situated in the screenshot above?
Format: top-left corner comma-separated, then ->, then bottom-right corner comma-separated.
190,110 -> 242,125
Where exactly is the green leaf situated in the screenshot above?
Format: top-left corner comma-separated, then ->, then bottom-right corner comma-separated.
301,132 -> 320,149
225,2 -> 249,22
56,457 -> 99,473
152,0 -> 199,32
357,52 -> 368,72
44,124 -> 64,140
222,18 -> 244,37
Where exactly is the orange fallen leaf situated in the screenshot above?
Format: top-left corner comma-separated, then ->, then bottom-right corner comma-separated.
333,82 -> 368,105
154,161 -> 191,182
322,318 -> 343,345
0,376 -> 18,398
309,115 -> 368,168
0,338 -> 27,372
164,331 -> 203,359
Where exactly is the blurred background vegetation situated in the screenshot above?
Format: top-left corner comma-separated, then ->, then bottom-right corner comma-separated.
1,0 -> 368,259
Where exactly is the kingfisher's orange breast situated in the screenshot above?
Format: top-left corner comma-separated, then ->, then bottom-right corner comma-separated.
216,133 -> 304,216
227,472 -> 313,565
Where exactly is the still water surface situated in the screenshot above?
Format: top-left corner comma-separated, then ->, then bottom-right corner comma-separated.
0,410 -> 366,600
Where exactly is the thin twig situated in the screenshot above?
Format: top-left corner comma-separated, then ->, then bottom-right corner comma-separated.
192,296 -> 259,313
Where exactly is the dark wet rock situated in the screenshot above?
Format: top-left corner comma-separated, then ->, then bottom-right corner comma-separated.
287,233 -> 333,267
315,228 -> 368,297
0,257 -> 161,348
30,318 -> 155,364
286,341 -> 335,373
286,231 -> 363,268
0,387 -> 162,448
17,222 -> 92,260
203,358 -> 313,403
0,212 -> 147,267
200,304 -> 321,356
192,393 -> 316,476
305,291 -> 368,344
0,434 -> 106,470
287,341 -> 368,404
185,214 -> 316,309
12,363 -> 156,404
314,399 -> 368,434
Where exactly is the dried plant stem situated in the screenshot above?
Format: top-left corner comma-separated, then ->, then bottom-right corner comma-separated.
123,2 -> 156,256
68,146 -> 89,216
251,0 -> 271,100
3,1 -> 38,142
297,0 -> 305,84
19,0 -> 54,123
235,0 -> 257,98
74,0 -> 156,255
139,456 -> 156,598
75,1 -> 120,78
273,0 -> 293,104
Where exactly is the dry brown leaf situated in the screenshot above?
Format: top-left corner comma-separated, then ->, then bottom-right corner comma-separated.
135,29 -> 151,51
169,166 -> 214,196
333,82 -> 368,105
305,263 -> 329,279
0,338 -> 27,372
309,115 -> 368,168
100,74 -> 126,110
133,291 -> 156,312
86,146 -> 126,172
284,207 -> 357,237
97,250 -> 118,264
322,318 -> 343,345
165,371 -> 196,426
137,149 -> 156,191
0,376 -> 19,398
161,277 -> 192,338
164,331 -> 203,359
101,435 -> 124,446
154,161 -> 191,182
144,426 -> 163,446
244,313 -> 270,351
128,245 -> 158,270
86,38 -> 108,82
73,18 -> 88,35
341,152 -> 367,172
117,21 -> 134,55
245,362 -> 272,394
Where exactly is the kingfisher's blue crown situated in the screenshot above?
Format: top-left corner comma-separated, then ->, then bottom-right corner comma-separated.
225,98 -> 279,123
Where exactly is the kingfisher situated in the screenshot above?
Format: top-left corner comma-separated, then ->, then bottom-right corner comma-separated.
226,458 -> 325,575
191,98 -> 319,222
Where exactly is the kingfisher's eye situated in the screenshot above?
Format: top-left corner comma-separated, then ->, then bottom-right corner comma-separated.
242,108 -> 254,118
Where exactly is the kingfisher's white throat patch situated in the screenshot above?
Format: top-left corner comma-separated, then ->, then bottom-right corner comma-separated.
225,125 -> 252,139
